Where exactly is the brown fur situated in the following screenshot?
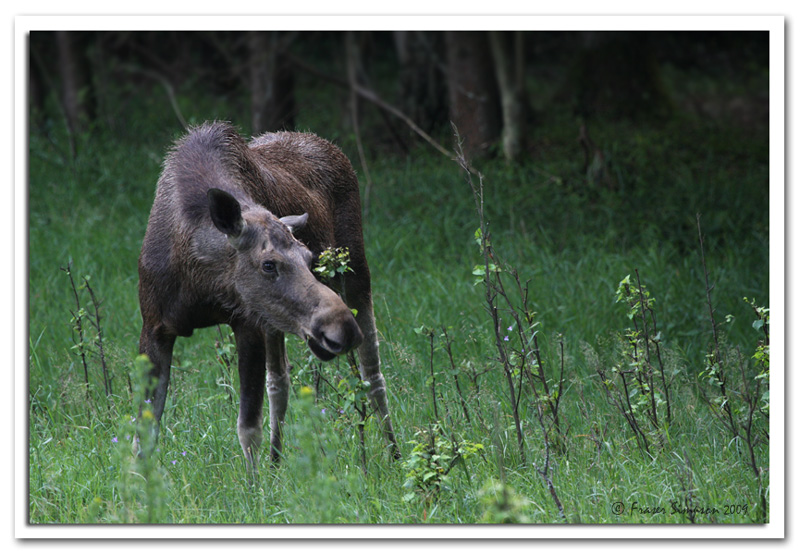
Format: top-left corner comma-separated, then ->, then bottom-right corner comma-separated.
138,121 -> 399,473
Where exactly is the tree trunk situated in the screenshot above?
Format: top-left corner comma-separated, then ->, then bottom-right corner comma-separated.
248,32 -> 296,134
393,31 -> 447,137
444,31 -> 501,160
28,32 -> 50,124
570,31 -> 672,120
55,31 -> 94,139
342,32 -> 367,134
489,31 -> 527,162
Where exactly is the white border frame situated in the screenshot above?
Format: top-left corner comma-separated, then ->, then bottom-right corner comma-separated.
13,12 -> 786,542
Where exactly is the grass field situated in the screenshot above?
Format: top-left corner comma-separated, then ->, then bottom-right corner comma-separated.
26,69 -> 771,528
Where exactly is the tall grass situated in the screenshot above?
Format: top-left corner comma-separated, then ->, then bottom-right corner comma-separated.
27,78 -> 769,525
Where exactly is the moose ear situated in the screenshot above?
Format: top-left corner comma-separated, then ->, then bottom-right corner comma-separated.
208,188 -> 246,243
279,213 -> 308,235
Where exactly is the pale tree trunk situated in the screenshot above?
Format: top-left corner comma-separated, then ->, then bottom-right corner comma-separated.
343,32 -> 367,135
489,31 -> 527,163
344,31 -> 374,217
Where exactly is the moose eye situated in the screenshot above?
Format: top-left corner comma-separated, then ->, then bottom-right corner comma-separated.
262,260 -> 277,274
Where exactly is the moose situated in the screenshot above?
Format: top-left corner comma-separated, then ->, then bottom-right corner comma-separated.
138,121 -> 399,475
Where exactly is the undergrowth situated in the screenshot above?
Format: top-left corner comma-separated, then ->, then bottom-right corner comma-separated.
27,74 -> 770,525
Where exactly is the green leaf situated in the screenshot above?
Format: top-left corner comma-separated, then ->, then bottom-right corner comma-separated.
474,227 -> 483,247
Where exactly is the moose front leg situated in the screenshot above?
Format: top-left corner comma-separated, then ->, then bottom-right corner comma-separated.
264,328 -> 290,465
233,324 -> 267,478
352,294 -> 400,460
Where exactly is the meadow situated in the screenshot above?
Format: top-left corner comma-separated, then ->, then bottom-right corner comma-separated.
27,65 -> 771,527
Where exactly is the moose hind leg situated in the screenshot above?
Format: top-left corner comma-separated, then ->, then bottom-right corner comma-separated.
233,325 -> 268,477
139,324 -> 177,419
137,324 -> 176,454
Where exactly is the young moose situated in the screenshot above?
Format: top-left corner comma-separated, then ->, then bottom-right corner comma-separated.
138,121 -> 399,474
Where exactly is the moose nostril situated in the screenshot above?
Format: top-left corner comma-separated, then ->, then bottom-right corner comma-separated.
310,310 -> 363,357
320,333 -> 344,353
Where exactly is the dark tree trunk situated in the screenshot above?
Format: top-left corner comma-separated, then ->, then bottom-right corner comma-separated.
444,31 -> 502,159
28,32 -> 49,122
55,31 -> 95,137
248,32 -> 296,134
393,31 -> 447,136
570,31 -> 672,121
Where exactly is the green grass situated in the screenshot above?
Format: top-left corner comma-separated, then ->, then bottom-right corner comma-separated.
27,77 -> 770,526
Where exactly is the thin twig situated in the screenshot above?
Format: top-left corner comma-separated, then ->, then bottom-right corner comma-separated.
457,136 -> 527,465
287,53 -> 458,161
441,326 -> 471,424
427,330 -> 439,421
60,261 -> 91,404
83,276 -> 112,400
119,64 -> 188,129
634,269 -> 658,429
696,214 -> 738,438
